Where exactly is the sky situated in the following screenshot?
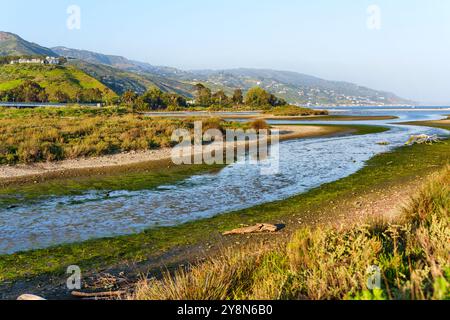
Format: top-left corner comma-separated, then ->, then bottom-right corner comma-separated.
1,0 -> 449,104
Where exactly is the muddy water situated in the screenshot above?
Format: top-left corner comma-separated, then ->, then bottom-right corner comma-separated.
0,108 -> 448,254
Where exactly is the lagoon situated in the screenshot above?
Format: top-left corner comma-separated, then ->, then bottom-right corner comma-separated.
0,107 -> 448,254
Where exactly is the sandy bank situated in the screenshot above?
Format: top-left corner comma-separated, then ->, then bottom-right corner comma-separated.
0,125 -> 344,181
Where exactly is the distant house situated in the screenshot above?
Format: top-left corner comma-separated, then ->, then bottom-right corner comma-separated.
10,56 -> 60,65
10,58 -> 44,65
44,56 -> 60,65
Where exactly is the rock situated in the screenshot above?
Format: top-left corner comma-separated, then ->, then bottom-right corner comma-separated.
17,294 -> 46,300
223,223 -> 284,236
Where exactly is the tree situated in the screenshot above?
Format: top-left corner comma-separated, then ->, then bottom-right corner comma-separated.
54,90 -> 70,103
244,87 -> 272,107
211,90 -> 229,106
102,88 -> 113,105
121,90 -> 138,107
232,89 -> 244,105
75,90 -> 84,103
164,93 -> 187,108
82,88 -> 103,103
245,87 -> 287,108
12,81 -> 48,103
134,96 -> 149,111
141,87 -> 166,110
37,91 -> 49,103
194,83 -> 212,107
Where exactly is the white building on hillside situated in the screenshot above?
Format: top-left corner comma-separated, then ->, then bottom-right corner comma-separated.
10,58 -> 44,64
45,56 -> 59,65
10,57 -> 60,65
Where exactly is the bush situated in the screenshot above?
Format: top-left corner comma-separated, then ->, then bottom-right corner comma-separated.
250,119 -> 269,131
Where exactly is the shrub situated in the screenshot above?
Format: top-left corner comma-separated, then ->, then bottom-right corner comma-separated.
0,107 -> 242,164
250,119 -> 269,131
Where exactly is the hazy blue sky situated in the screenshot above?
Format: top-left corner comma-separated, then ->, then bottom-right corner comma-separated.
1,0 -> 449,104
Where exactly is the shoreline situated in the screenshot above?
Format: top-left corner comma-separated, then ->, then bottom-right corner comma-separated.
397,117 -> 450,131
142,111 -> 399,121
0,124 -> 358,183
1,138 -> 448,299
222,114 -> 398,121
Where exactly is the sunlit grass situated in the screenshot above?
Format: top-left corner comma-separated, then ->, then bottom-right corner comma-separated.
132,166 -> 449,300
0,106 -> 235,164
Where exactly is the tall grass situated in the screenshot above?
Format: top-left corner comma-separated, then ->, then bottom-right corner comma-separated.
132,166 -> 449,300
0,107 -> 237,164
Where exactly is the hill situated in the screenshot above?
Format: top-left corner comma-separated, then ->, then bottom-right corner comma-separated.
68,59 -> 194,97
0,64 -> 116,102
0,32 -> 56,57
188,68 -> 412,106
0,32 -> 413,105
52,46 -> 412,106
52,46 -> 189,79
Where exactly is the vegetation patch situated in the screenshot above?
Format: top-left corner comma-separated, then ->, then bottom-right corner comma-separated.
133,166 -> 449,300
264,105 -> 328,117
0,106 -> 242,165
0,64 -> 116,103
0,138 -> 448,284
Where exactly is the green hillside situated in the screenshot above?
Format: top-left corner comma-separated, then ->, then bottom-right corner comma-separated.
69,59 -> 195,97
0,64 -> 117,102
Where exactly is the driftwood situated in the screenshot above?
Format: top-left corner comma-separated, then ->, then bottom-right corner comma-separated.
405,134 -> 440,146
223,223 -> 283,236
17,294 -> 46,301
71,290 -> 126,299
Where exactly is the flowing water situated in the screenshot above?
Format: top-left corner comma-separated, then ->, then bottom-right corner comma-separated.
0,107 -> 448,254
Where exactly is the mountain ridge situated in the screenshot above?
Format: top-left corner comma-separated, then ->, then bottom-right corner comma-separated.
52,46 -> 412,105
0,31 -> 57,57
0,31 -> 413,105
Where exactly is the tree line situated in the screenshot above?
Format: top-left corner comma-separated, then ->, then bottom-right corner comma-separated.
120,84 -> 288,111
0,79 -> 288,110
0,80 -> 111,103
193,84 -> 287,108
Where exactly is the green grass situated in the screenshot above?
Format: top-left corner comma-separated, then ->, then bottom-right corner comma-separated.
133,166 -> 449,300
0,137 -> 448,283
264,105 -> 328,116
0,105 -> 128,119
400,117 -> 450,131
0,79 -> 23,91
0,64 -> 116,101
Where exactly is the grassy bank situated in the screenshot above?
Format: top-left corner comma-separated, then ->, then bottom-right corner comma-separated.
400,116 -> 450,131
0,136 -> 448,284
133,166 -> 449,300
0,106 -> 248,165
264,105 -> 328,116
